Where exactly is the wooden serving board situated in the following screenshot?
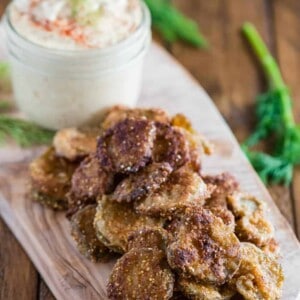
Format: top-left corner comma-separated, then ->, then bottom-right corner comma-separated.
1,43 -> 300,300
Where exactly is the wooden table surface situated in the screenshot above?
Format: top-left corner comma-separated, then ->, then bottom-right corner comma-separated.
1,1 -> 300,299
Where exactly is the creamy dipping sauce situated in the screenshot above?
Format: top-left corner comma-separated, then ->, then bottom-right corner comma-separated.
5,0 -> 150,130
10,0 -> 142,50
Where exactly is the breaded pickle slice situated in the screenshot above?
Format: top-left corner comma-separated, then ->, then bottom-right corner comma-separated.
70,205 -> 112,262
232,243 -> 283,300
136,166 -> 210,217
67,155 -> 114,216
107,248 -> 174,300
97,118 -> 156,174
127,227 -> 168,251
178,277 -> 235,300
94,196 -> 163,253
228,193 -> 274,247
102,106 -> 170,130
167,208 -> 241,285
111,162 -> 173,203
53,128 -> 97,161
30,147 -> 77,210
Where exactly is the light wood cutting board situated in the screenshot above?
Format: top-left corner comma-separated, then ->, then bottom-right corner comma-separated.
0,43 -> 300,300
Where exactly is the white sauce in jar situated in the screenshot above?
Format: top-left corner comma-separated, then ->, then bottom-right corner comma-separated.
10,0 -> 142,50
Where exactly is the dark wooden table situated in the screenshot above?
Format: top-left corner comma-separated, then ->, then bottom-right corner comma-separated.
1,0 -> 300,299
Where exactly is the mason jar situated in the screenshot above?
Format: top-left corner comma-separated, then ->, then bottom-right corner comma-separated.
3,2 -> 151,130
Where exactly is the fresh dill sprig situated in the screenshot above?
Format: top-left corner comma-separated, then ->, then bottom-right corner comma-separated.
0,116 -> 55,147
144,0 -> 208,48
0,100 -> 10,111
0,61 -> 11,91
241,22 -> 300,185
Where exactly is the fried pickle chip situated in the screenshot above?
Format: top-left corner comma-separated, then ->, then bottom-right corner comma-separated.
136,166 -> 210,217
233,243 -> 283,300
261,238 -> 280,258
178,277 -> 235,300
97,118 -> 156,174
172,114 -> 213,172
166,208 -> 241,285
67,155 -> 115,215
227,192 -> 265,217
102,106 -> 170,130
53,128 -> 97,161
107,248 -> 174,300
127,227 -> 168,251
228,193 -> 274,247
94,196 -> 163,253
70,205 -> 112,262
30,147 -> 77,210
209,206 -> 235,232
203,173 -> 240,208
153,122 -> 189,169
111,162 -> 173,203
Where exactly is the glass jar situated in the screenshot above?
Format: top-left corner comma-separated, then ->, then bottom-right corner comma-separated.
4,2 -> 151,130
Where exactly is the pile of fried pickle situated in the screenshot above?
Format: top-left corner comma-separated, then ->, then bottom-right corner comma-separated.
29,106 -> 284,300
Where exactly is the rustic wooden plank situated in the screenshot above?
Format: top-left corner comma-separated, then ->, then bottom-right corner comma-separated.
39,279 -> 56,300
170,0 -> 296,228
0,217 -> 38,300
271,0 -> 300,238
0,43 -> 300,299
0,1 -> 42,299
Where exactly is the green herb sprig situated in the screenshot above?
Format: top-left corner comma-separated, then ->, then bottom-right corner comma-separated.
0,115 -> 55,147
242,22 -> 300,185
145,0 -> 208,48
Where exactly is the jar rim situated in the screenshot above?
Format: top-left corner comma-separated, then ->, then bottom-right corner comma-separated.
5,0 -> 151,58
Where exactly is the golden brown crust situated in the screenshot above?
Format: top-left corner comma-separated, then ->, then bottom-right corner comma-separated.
70,205 -> 112,262
53,128 -> 97,161
107,248 -> 175,300
135,166 -> 211,217
94,196 -> 164,253
111,162 -> 173,203
228,193 -> 274,247
178,277 -> 236,300
97,118 -> 156,174
153,122 -> 189,170
67,155 -> 115,216
232,243 -> 283,300
208,206 -> 235,232
166,208 -> 241,285
102,106 -> 170,130
29,147 -> 78,210
127,227 -> 168,251
203,173 -> 240,208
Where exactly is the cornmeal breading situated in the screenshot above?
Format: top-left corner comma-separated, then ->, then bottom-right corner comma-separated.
30,147 -> 77,210
102,105 -> 170,130
166,208 -> 241,285
128,228 -> 168,251
94,196 -> 164,253
232,243 -> 283,300
53,128 -> 97,161
178,277 -> 235,300
70,205 -> 112,262
97,118 -> 156,174
228,193 -> 274,247
136,166 -> 211,217
153,122 -> 189,169
67,155 -> 114,216
107,248 -> 175,300
111,162 -> 173,203
203,173 -> 240,208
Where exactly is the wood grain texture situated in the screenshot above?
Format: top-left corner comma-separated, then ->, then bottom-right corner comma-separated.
272,0 -> 300,237
171,0 -> 296,231
1,43 -> 300,300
